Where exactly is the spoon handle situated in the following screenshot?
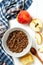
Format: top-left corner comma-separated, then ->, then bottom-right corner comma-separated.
35,54 -> 43,64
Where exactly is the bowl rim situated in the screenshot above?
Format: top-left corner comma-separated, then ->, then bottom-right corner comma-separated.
2,27 -> 32,57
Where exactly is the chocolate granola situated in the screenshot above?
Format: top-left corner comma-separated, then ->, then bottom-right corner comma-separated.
6,30 -> 28,53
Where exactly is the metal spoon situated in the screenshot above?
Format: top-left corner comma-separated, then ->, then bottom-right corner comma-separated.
30,47 -> 43,64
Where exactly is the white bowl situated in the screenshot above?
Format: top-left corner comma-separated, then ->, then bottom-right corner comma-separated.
2,27 -> 32,57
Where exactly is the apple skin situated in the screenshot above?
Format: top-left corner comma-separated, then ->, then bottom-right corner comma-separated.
17,10 -> 32,24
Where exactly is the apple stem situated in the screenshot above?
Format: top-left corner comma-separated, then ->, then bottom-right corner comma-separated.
35,23 -> 39,27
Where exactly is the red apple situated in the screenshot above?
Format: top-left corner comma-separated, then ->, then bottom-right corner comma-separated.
17,10 -> 32,24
